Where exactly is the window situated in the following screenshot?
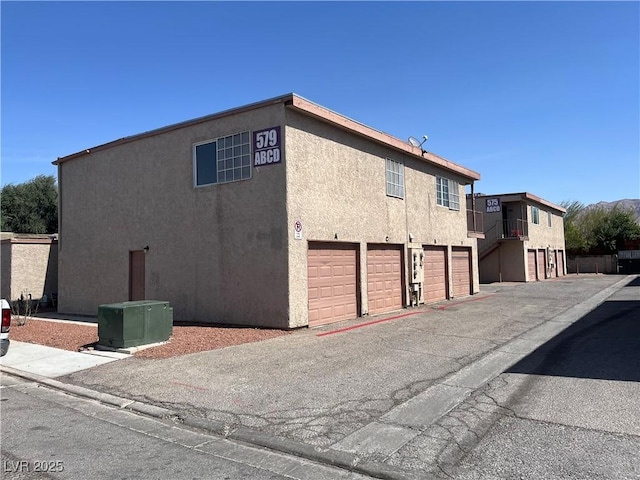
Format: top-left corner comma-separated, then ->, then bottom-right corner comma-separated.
436,176 -> 460,211
532,206 -> 540,225
194,131 -> 251,186
547,211 -> 552,227
386,159 -> 404,199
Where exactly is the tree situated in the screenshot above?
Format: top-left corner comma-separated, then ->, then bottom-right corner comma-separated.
592,207 -> 640,253
561,200 -> 640,255
1,175 -> 58,234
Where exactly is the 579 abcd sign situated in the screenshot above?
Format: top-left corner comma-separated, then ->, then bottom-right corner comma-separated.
254,126 -> 281,167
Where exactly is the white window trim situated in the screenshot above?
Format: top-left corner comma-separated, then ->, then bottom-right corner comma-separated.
436,176 -> 460,211
386,158 -> 405,199
531,206 -> 540,225
193,131 -> 252,188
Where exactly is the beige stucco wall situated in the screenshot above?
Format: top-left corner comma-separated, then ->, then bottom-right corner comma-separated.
479,240 -> 527,283
0,240 -> 58,301
284,109 -> 479,326
524,203 -> 566,250
58,104 -> 290,327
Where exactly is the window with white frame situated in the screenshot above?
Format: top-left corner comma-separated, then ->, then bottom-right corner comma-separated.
386,158 -> 404,199
532,206 -> 540,225
194,131 -> 251,187
547,211 -> 552,227
436,176 -> 460,211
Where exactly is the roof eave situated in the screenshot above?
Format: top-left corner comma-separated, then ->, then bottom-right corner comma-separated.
474,192 -> 566,213
285,95 -> 481,183
53,93 -> 295,166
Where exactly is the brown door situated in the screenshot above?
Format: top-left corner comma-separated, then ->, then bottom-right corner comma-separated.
557,250 -> 565,276
424,246 -> 448,303
527,249 -> 537,281
537,250 -> 546,280
367,245 -> 403,315
129,250 -> 145,301
308,243 -> 358,326
451,247 -> 472,298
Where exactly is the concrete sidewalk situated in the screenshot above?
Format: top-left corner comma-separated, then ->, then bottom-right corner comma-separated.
0,341 -> 128,378
1,274 -> 635,479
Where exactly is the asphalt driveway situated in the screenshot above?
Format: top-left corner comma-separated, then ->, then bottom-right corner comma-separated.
61,275 -> 629,456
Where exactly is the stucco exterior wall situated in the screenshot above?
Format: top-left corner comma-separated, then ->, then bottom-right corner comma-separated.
479,240 -> 527,283
524,204 -> 566,251
284,110 -> 479,326
0,240 -> 58,301
58,104 -> 290,327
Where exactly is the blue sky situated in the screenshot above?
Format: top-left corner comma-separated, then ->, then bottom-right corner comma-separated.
2,1 -> 638,206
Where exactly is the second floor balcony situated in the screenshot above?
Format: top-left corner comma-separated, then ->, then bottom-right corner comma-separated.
500,218 -> 529,239
467,209 -> 485,238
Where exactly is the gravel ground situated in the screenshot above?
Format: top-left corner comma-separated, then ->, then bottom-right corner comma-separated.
9,318 -> 291,359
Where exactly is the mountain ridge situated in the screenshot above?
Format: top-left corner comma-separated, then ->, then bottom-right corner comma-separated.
588,199 -> 640,224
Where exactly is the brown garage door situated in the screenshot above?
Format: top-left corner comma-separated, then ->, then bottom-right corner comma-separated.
424,246 -> 448,303
557,250 -> 565,276
527,249 -> 537,281
308,243 -> 358,326
451,247 -> 472,298
367,245 -> 403,315
537,250 -> 546,280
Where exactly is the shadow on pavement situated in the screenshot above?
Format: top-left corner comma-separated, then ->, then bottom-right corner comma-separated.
625,276 -> 640,287
506,280 -> 640,382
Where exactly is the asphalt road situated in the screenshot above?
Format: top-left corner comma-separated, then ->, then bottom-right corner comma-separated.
2,275 -> 638,479
385,276 -> 640,479
0,375 -> 371,480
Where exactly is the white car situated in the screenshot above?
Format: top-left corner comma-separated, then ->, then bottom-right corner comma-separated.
1,299 -> 10,356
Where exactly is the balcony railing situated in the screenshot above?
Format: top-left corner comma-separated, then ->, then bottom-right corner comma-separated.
501,218 -> 528,239
467,210 -> 484,238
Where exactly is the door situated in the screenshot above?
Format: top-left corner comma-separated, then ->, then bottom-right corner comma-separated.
537,250 -> 546,280
129,250 -> 145,301
451,247 -> 472,298
557,250 -> 565,276
367,245 -> 403,315
549,250 -> 557,278
527,249 -> 537,281
423,246 -> 448,303
307,243 -> 358,326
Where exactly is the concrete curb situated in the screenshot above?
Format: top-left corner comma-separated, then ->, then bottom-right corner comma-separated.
0,365 -> 177,419
0,364 -> 434,479
2,275 -> 634,480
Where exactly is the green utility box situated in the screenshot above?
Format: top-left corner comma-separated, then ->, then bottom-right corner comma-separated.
98,300 -> 173,349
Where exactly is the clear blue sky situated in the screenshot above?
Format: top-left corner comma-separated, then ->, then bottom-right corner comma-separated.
2,1 -> 638,206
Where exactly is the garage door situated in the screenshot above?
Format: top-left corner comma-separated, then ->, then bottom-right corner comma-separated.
537,250 -> 546,280
423,246 -> 448,303
556,250 -> 565,276
367,245 -> 403,315
451,247 -> 472,298
527,249 -> 537,281
308,243 -> 358,326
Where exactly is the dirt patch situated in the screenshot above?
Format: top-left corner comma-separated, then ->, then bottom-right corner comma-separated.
9,318 -> 291,359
